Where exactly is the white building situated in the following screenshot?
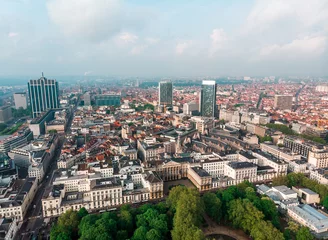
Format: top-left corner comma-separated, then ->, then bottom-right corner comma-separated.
288,204 -> 328,237
308,149 -> 328,169
183,101 -> 199,115
309,168 -> 328,185
13,92 -> 27,109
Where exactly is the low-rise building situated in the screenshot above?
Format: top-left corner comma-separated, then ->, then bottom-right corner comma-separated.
292,187 -> 320,204
288,204 -> 328,238
188,167 -> 212,191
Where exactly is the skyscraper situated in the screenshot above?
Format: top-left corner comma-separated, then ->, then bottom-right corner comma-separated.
28,74 -> 59,118
200,80 -> 217,117
274,95 -> 293,110
13,92 -> 27,109
158,81 -> 173,106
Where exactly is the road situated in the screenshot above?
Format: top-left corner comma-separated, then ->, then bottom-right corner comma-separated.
17,102 -> 78,240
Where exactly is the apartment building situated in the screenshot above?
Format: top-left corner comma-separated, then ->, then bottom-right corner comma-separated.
284,136 -> 324,158
252,150 -> 288,175
224,162 -> 257,184
0,178 -> 37,221
309,168 -> 328,185
260,143 -> 301,162
137,140 -> 165,166
0,128 -> 33,154
308,149 -> 328,168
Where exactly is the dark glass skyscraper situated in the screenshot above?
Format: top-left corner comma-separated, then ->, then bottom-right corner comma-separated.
95,94 -> 121,106
200,80 -> 217,117
159,81 -> 173,106
28,74 -> 59,118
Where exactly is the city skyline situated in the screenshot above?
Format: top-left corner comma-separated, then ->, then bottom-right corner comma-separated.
1,0 -> 327,77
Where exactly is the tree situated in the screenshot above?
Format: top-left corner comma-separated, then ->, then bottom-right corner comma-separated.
272,175 -> 288,186
55,232 -> 71,240
166,185 -> 188,210
250,220 -> 284,240
132,226 -> 148,240
203,192 -> 222,223
287,221 -> 300,233
78,207 -> 88,219
116,230 -> 128,240
56,209 -> 80,239
0,123 -> 7,132
146,229 -> 162,240
79,214 -> 99,237
171,188 -> 204,240
323,196 -> 328,209
118,210 -> 134,234
296,227 -> 314,240
48,129 -> 58,134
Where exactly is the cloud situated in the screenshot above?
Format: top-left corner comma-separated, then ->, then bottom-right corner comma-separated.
118,32 -> 138,44
244,0 -> 328,33
47,0 -> 121,42
259,36 -> 327,59
145,38 -> 160,44
209,28 -> 228,56
130,45 -> 147,55
175,41 -> 192,55
8,32 -> 19,38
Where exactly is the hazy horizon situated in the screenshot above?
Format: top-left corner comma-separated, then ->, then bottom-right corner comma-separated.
1,0 -> 328,77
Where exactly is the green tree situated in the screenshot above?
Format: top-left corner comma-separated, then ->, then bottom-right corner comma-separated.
166,185 -> 188,210
118,210 -> 134,234
296,227 -> 314,240
79,214 -> 99,237
116,230 -> 128,240
55,232 -> 71,240
146,229 -> 162,240
77,207 -> 88,219
323,196 -> 328,209
56,209 -> 80,238
203,192 -> 222,223
272,175 -> 288,186
0,123 -> 7,132
250,220 -> 284,240
171,188 -> 204,240
132,226 -> 148,240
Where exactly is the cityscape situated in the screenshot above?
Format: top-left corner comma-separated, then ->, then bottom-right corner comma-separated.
1,1 -> 328,240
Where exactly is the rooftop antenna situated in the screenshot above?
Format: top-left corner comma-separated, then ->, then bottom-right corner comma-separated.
42,72 -> 44,77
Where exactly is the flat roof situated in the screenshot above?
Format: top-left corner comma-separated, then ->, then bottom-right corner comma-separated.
228,161 -> 257,169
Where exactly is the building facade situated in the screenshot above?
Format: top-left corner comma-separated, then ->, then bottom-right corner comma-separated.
274,95 -> 293,110
158,81 -> 173,107
0,106 -> 13,124
13,92 -> 28,109
200,80 -> 217,117
95,94 -> 121,106
28,75 -> 59,118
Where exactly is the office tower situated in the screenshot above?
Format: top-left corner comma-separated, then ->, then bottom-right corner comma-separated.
274,95 -> 293,110
95,94 -> 121,106
0,106 -> 13,123
84,92 -> 91,106
183,101 -> 199,115
13,92 -> 27,109
28,74 -> 59,118
159,81 -> 173,106
200,80 -> 217,117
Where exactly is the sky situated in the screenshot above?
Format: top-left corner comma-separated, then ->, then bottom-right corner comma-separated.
1,0 -> 328,77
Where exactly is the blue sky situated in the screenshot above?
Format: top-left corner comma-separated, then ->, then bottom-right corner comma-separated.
1,0 -> 327,77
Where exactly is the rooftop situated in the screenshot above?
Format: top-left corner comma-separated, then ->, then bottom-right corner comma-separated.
228,161 -> 257,169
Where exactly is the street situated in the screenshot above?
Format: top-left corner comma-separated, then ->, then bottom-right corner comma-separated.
16,102 -> 77,240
